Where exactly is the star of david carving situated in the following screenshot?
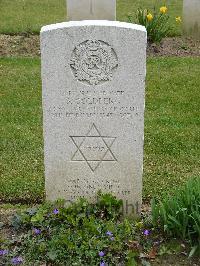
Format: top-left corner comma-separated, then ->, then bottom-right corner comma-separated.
70,123 -> 117,172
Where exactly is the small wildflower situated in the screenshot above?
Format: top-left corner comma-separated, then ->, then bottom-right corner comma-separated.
176,16 -> 182,23
0,250 -> 9,256
53,209 -> 59,215
160,6 -> 168,14
100,261 -> 106,266
143,229 -> 150,236
33,228 -> 41,235
106,231 -> 113,237
99,251 -> 105,257
110,237 -> 115,241
147,13 -> 153,22
135,221 -> 143,228
11,256 -> 23,265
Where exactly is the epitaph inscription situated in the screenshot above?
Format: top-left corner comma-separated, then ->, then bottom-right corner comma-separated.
70,123 -> 117,172
70,40 -> 118,85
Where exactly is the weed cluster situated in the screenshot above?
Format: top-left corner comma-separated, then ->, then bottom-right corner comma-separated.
1,193 -> 154,265
152,177 -> 200,256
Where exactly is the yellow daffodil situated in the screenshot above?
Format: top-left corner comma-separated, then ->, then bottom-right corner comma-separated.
147,13 -> 153,22
176,16 -> 182,23
160,6 -> 168,14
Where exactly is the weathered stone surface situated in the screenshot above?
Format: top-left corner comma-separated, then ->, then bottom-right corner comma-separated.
183,0 -> 200,39
67,0 -> 116,21
41,21 -> 146,215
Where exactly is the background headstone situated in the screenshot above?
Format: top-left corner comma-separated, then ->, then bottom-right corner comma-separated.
41,21 -> 146,215
67,0 -> 116,21
183,0 -> 200,39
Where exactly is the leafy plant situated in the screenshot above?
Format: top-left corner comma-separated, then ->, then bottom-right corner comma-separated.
2,191 -> 199,264
5,194 -> 131,265
0,194 -> 160,265
128,6 -> 172,43
151,177 -> 200,254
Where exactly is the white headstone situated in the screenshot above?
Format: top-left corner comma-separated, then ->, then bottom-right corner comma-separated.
67,0 -> 116,21
183,0 -> 200,39
41,21 -> 146,215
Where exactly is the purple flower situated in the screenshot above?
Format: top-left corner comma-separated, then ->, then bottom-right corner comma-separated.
110,237 -> 115,241
106,231 -> 113,237
0,250 -> 9,256
143,229 -> 150,236
11,256 -> 23,265
53,208 -> 59,215
100,261 -> 106,266
33,228 -> 41,235
99,251 -> 105,257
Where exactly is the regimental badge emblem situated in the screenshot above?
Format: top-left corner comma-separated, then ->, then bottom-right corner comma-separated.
70,40 -> 118,85
70,123 -> 117,172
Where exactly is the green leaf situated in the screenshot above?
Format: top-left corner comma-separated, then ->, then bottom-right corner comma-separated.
189,246 -> 198,258
47,250 -> 58,261
0,222 -> 4,229
141,260 -> 151,266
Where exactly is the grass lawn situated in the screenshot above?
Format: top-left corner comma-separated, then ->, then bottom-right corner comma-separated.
0,58 -> 44,203
0,0 -> 182,35
0,57 -> 199,203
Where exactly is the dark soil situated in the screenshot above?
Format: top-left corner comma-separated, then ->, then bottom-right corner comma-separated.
0,34 -> 40,57
0,34 -> 200,57
151,255 -> 200,266
147,37 -> 200,57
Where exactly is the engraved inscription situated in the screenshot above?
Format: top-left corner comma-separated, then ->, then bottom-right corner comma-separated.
63,178 -> 121,200
70,123 -> 117,172
47,88 -> 139,120
59,178 -> 140,214
70,40 -> 118,85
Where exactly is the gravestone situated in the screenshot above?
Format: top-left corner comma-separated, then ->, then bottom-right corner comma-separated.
67,0 -> 116,21
41,21 -> 146,215
183,0 -> 200,39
